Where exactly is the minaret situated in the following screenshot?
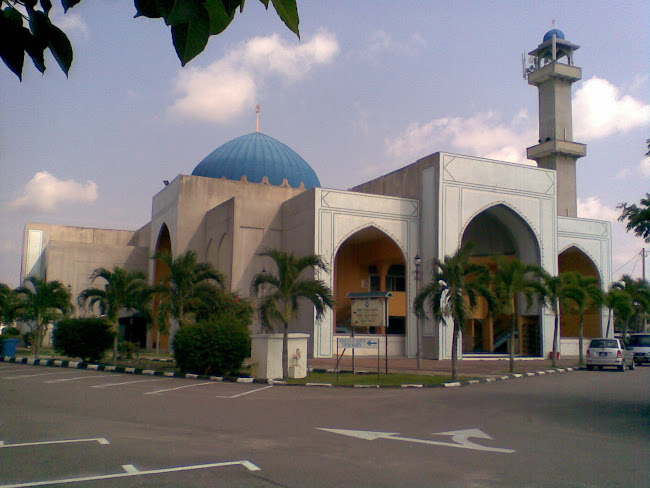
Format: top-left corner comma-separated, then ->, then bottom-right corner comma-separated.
525,29 -> 586,217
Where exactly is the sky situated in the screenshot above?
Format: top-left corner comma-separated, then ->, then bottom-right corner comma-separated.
1,0 -> 649,288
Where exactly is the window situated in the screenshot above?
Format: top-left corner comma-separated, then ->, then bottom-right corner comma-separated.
385,265 -> 405,292
368,265 -> 380,292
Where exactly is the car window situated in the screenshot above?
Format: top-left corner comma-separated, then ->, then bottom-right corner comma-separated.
629,335 -> 650,346
589,339 -> 618,348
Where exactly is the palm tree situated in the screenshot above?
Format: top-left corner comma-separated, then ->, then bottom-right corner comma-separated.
491,257 -> 540,373
78,266 -> 148,365
16,276 -> 71,359
611,275 -> 650,338
533,271 -> 568,368
250,248 -> 335,379
413,242 -> 496,382
602,287 -> 632,337
152,250 -> 226,328
562,272 -> 603,366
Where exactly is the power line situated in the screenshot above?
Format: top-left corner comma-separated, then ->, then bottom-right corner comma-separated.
614,251 -> 640,275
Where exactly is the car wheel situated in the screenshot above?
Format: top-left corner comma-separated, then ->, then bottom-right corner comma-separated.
587,365 -> 594,371
619,362 -> 626,372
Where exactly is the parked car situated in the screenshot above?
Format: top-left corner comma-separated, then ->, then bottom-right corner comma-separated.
586,338 -> 635,371
628,333 -> 650,366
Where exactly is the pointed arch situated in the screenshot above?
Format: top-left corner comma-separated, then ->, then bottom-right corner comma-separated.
333,226 -> 407,343
152,223 -> 172,350
558,246 -> 602,338
460,204 -> 542,356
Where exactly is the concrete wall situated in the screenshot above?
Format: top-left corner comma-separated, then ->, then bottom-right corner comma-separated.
21,223 -> 149,309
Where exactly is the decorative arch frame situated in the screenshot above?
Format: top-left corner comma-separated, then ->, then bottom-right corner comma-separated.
459,201 -> 543,254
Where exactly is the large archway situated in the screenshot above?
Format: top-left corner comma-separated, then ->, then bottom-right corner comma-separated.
334,227 -> 407,354
558,246 -> 602,338
460,205 -> 542,356
152,224 -> 172,351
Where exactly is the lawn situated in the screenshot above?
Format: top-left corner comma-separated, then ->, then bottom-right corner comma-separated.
286,371 -> 473,387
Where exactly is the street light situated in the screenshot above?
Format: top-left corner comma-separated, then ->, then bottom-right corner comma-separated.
414,254 -> 422,369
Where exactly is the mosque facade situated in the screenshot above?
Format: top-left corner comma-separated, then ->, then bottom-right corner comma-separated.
20,30 -> 611,359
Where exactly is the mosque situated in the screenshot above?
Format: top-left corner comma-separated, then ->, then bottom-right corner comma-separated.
20,30 -> 611,360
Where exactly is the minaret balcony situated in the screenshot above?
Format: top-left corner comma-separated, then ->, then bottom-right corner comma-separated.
528,62 -> 582,86
526,139 -> 586,160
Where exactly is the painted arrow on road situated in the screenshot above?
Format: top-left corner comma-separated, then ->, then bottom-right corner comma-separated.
317,428 -> 514,454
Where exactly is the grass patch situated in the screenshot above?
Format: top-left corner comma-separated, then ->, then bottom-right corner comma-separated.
286,371 -> 474,386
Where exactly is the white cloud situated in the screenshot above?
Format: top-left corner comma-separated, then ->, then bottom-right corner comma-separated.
577,196 -> 619,221
385,111 -> 536,165
638,155 -> 650,177
52,11 -> 90,41
10,172 -> 98,212
169,30 -> 339,122
573,76 -> 650,140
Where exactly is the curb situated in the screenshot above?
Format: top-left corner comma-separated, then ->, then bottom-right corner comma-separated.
1,355 -> 579,389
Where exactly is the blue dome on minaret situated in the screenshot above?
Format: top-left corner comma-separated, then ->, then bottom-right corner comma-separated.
192,132 -> 320,189
543,28 -> 565,42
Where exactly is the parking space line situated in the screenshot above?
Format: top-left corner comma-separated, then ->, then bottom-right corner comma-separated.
45,375 -> 107,384
0,438 -> 109,449
215,385 -> 273,398
144,382 -> 214,395
0,460 -> 260,488
3,372 -> 70,380
92,378 -> 168,388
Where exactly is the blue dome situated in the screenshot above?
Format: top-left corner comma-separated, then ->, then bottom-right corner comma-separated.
543,29 -> 565,42
192,132 -> 320,189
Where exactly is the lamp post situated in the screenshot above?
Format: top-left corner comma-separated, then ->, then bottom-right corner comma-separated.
414,254 -> 422,369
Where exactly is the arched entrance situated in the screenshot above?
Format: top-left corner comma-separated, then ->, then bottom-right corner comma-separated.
152,224 -> 172,351
334,227 -> 407,355
461,205 -> 542,356
558,246 -> 602,338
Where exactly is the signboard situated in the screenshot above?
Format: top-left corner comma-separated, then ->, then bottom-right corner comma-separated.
337,337 -> 379,349
351,299 -> 384,327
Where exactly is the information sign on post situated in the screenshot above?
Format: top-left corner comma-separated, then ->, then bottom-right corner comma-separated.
344,292 -> 393,379
351,299 -> 384,328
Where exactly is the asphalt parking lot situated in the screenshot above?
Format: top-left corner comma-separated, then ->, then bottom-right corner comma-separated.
1,361 -> 649,487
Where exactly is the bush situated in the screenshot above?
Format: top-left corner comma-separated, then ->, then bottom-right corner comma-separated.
53,318 -> 114,363
1,326 -> 20,337
173,314 -> 251,376
119,341 -> 138,359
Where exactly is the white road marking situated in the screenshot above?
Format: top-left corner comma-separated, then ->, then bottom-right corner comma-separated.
121,465 -> 139,473
45,375 -> 106,384
144,382 -> 214,395
0,438 -> 109,449
0,460 -> 261,487
3,372 -> 69,380
317,427 -> 514,454
92,378 -> 168,388
215,385 -> 273,398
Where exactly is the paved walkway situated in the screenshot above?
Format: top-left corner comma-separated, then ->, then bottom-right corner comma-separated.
309,356 -> 581,378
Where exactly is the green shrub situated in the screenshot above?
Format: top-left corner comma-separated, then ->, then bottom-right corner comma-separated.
53,318 -> 114,363
172,314 -> 251,376
119,341 -> 138,359
1,326 -> 20,337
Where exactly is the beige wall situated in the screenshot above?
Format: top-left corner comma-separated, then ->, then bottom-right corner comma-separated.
21,223 -> 149,315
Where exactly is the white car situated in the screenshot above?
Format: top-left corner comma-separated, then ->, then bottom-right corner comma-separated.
586,338 -> 635,371
628,333 -> 650,366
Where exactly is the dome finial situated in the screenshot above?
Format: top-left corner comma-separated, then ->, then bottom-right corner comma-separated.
256,104 -> 261,132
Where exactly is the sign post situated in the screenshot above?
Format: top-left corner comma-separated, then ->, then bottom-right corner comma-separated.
346,292 -> 393,382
